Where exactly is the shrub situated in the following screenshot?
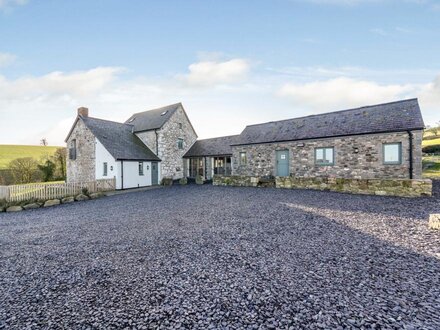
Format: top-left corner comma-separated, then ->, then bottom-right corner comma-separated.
422,145 -> 440,154
81,187 -> 90,196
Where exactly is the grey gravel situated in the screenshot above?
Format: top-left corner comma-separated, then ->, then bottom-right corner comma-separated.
1,182 -> 440,329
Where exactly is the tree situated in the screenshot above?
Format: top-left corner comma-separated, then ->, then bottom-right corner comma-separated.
9,157 -> 39,184
53,148 -> 67,180
38,159 -> 56,182
40,138 -> 48,146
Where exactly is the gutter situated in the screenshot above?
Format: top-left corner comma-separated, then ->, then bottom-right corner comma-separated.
155,129 -> 159,155
121,160 -> 124,190
407,130 -> 413,179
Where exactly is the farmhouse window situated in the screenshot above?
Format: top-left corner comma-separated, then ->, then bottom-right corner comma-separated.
69,139 -> 77,160
139,162 -> 144,176
383,143 -> 402,165
315,147 -> 334,166
103,162 -> 108,176
239,152 -> 247,166
177,138 -> 184,150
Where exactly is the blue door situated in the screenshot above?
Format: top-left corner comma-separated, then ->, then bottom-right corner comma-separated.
276,150 -> 290,177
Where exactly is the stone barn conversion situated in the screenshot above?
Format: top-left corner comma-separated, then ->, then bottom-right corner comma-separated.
66,98 -> 429,195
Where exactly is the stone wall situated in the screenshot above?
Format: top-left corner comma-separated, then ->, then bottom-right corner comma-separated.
276,176 -> 432,197
232,130 -> 423,180
213,175 -> 432,197
156,106 -> 198,180
213,175 -> 260,187
66,118 -> 96,183
136,130 -> 157,154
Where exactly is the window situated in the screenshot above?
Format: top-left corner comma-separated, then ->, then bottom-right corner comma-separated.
139,162 -> 144,176
239,152 -> 247,166
179,122 -> 183,129
383,143 -> 402,165
69,139 -> 77,160
315,147 -> 334,166
177,138 -> 184,150
103,162 -> 108,176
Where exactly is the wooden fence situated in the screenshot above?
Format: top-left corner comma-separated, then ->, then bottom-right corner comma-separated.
0,178 -> 116,202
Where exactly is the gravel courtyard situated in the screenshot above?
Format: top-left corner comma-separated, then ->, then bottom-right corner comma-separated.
1,184 -> 440,329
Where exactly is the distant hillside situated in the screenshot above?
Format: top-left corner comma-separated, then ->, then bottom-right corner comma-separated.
0,145 -> 63,169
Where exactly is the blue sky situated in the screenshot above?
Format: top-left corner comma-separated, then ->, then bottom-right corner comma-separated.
0,0 -> 439,145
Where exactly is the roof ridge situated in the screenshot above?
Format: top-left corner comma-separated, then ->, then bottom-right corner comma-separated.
130,102 -> 182,116
244,98 -> 419,128
195,134 -> 241,142
83,115 -> 133,127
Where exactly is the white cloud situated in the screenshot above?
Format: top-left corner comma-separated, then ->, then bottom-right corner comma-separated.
179,59 -> 251,86
1,62 -> 439,147
279,78 -> 415,110
278,76 -> 440,125
0,67 -> 123,100
0,0 -> 27,10
0,52 -> 16,67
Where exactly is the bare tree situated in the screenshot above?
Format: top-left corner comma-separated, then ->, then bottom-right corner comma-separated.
40,138 -> 48,146
9,157 -> 39,184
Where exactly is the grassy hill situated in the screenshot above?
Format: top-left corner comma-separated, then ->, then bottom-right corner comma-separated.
0,145 -> 62,169
422,137 -> 440,147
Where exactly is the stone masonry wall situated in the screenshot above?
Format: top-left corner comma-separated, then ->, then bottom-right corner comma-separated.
232,130 -> 423,180
136,130 -> 157,155
213,175 -> 432,197
66,118 -> 96,183
156,106 -> 198,179
276,176 -> 432,198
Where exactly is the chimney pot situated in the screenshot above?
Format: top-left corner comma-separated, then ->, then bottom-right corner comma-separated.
77,107 -> 89,117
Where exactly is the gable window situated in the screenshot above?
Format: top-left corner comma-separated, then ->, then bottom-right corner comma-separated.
139,162 -> 144,176
179,122 -> 183,129
383,142 -> 402,165
177,138 -> 184,150
69,139 -> 77,160
315,147 -> 334,166
103,162 -> 108,176
239,152 -> 247,166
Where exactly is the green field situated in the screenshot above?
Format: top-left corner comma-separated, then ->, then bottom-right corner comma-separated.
422,137 -> 440,147
0,145 -> 62,169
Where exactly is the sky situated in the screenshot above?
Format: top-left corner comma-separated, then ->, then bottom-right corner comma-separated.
0,0 -> 439,146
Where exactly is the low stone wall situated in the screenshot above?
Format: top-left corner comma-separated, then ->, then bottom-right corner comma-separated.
212,175 -> 432,197
213,175 -> 260,187
276,177 -> 432,198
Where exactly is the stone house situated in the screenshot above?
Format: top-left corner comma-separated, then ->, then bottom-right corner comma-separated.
66,103 -> 197,189
66,98 -> 425,189
231,99 -> 424,180
184,98 -> 424,181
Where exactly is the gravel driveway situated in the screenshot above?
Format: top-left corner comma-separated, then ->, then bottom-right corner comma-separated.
1,183 -> 440,329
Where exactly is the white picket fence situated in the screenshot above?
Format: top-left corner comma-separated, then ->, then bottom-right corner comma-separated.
0,178 -> 116,202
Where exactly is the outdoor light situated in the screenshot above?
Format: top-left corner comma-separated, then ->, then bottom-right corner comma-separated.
354,147 -> 359,153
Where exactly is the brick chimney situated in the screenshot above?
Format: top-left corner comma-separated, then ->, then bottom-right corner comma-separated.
77,107 -> 89,117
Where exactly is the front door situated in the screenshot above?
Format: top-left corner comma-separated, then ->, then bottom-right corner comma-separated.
276,150 -> 290,177
151,162 -> 158,185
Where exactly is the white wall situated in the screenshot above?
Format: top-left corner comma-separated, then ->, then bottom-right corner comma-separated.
95,138 -> 118,184
121,161 -> 152,189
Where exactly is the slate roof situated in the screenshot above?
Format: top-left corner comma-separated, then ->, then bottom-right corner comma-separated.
233,99 -> 425,146
184,135 -> 241,157
81,116 -> 160,161
125,103 -> 181,132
